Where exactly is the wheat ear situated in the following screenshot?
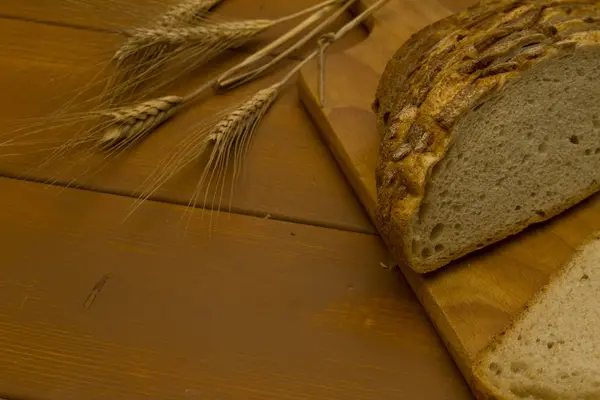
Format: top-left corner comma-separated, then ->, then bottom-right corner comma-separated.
108,1 -> 340,102
98,96 -> 184,147
125,85 -> 281,224
126,50 -> 315,223
155,0 -> 224,27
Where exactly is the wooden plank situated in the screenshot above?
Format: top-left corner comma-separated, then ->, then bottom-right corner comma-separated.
0,177 -> 471,399
297,0 -> 599,389
0,17 -> 373,233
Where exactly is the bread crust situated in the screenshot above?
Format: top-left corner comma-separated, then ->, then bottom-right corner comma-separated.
373,0 -> 600,274
469,230 -> 600,399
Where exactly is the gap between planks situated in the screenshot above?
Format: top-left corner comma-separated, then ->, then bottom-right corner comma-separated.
0,173 -> 376,236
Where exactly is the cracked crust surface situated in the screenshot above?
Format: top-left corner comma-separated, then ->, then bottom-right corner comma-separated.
373,0 -> 600,274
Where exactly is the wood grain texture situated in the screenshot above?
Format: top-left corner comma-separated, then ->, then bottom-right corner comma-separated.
0,1 -> 478,398
0,177 -> 471,400
0,17 -> 372,233
297,0 -> 600,388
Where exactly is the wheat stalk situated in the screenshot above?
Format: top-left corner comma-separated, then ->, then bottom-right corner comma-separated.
217,0 -> 357,90
316,0 -> 389,105
152,0 -> 339,28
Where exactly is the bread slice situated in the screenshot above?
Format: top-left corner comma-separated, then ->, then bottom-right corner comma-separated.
373,0 -> 600,273
471,232 -> 600,400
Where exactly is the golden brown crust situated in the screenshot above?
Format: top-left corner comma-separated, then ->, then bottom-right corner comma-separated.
373,0 -> 600,274
469,228 -> 600,399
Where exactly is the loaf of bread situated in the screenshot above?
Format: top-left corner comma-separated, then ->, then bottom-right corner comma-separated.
471,232 -> 600,399
373,0 -> 600,274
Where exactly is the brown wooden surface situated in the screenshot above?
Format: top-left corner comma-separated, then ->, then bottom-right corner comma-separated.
298,0 -> 600,388
0,0 -> 472,399
0,178 -> 473,400
0,16 -> 371,233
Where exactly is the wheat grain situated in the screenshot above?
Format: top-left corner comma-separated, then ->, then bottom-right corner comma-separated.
98,95 -> 184,147
204,86 -> 279,166
156,0 -> 224,27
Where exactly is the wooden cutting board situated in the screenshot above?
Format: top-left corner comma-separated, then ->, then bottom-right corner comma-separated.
298,0 -> 600,389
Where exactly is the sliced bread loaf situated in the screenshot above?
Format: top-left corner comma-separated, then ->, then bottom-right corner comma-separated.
471,232 -> 600,400
373,0 -> 600,273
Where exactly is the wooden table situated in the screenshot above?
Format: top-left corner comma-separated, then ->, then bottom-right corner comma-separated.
0,1 -> 473,399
